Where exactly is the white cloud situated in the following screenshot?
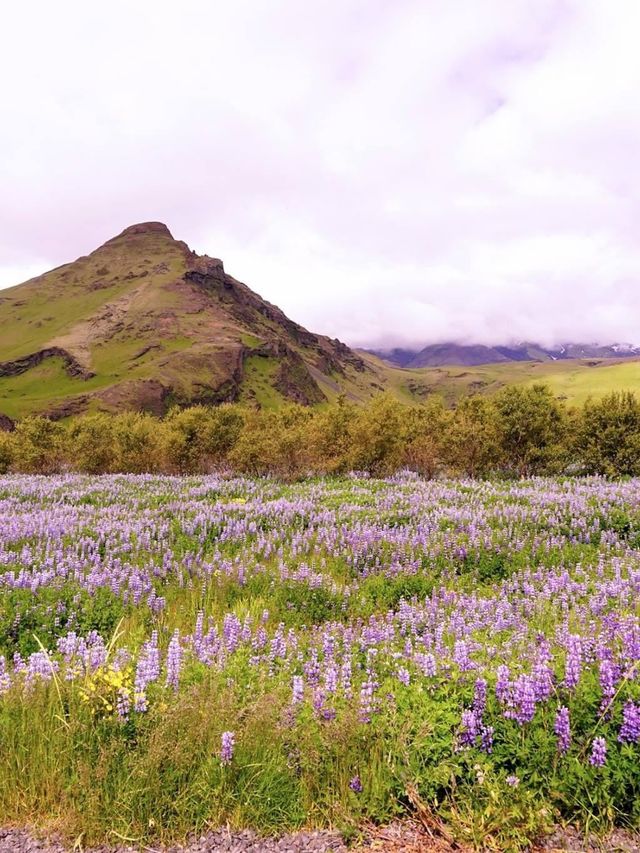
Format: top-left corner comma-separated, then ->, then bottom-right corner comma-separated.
0,0 -> 638,347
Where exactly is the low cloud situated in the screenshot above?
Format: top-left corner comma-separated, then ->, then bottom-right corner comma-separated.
1,0 -> 638,348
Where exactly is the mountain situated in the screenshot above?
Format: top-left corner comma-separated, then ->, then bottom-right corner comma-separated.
371,341 -> 640,368
0,223 -> 377,419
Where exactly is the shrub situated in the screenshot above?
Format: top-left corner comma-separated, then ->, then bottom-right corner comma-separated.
575,391 -> 640,477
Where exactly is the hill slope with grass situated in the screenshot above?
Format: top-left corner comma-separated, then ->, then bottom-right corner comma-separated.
370,353 -> 640,406
0,223 -> 384,419
2,223 -> 639,421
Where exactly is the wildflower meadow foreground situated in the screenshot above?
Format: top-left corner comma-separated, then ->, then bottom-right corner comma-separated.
1,473 -> 639,849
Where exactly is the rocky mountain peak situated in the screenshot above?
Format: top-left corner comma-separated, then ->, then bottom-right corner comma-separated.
118,222 -> 174,239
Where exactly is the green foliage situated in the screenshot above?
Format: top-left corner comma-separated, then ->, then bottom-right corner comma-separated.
68,413 -> 119,473
5,385 -> 640,479
346,394 -> 407,475
229,405 -> 315,478
307,395 -> 357,474
0,585 -> 125,657
162,405 -> 245,473
274,581 -> 345,625
12,415 -> 66,474
495,384 -> 567,476
575,391 -> 640,476
111,411 -> 163,473
357,572 -> 436,615
444,396 -> 501,477
0,430 -> 15,473
402,397 -> 451,477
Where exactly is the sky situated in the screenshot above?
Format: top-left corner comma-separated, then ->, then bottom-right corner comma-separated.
1,0 -> 639,349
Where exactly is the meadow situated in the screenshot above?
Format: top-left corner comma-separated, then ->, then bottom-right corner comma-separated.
1,473 -> 639,849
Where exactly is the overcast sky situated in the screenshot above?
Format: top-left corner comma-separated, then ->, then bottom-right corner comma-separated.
1,0 -> 638,348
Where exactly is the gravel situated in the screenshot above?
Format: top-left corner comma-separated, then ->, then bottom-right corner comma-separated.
0,828 -> 348,853
2,824 -> 640,852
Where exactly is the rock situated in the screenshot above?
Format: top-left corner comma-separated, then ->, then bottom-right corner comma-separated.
0,348 -> 94,381
118,222 -> 174,238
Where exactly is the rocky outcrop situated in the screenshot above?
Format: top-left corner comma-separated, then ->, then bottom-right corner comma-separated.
183,253 -> 367,379
274,355 -> 326,405
112,222 -> 174,240
42,396 -> 91,420
95,380 -> 170,417
0,348 -> 95,380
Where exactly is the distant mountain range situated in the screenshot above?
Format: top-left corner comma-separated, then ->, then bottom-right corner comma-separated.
368,342 -> 640,368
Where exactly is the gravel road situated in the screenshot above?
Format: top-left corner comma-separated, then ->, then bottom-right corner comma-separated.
0,828 -> 348,853
2,823 -> 640,852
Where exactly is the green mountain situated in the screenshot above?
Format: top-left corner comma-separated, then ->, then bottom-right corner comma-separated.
0,223 -> 382,419
2,222 -> 640,423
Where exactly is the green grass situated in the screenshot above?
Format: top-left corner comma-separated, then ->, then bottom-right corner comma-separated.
239,355 -> 285,408
0,230 -> 188,362
2,475 -> 640,848
370,355 -> 640,406
528,359 -> 640,404
0,359 -> 112,419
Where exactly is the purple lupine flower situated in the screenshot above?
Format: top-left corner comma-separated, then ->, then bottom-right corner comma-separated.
165,630 -> 182,691
598,658 -> 618,713
473,677 -> 487,715
564,635 -> 582,690
457,709 -> 480,750
453,639 -> 473,671
554,706 -> 571,754
0,656 -> 11,694
220,731 -> 235,765
495,664 -> 511,704
532,644 -> 554,702
589,736 -> 607,767
116,687 -> 131,719
481,724 -> 494,754
396,666 -> 410,687
359,673 -> 377,724
349,775 -> 363,793
415,652 -> 436,678
134,631 -> 161,711
618,700 -> 640,744
312,688 -> 326,717
512,674 -> 536,725
292,674 -> 304,705
324,662 -> 338,694
340,654 -> 352,697
304,650 -> 321,687
25,651 -> 58,687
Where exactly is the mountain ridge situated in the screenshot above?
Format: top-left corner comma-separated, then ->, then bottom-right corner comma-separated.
2,222 -> 640,422
0,222 -> 376,419
368,341 -> 640,368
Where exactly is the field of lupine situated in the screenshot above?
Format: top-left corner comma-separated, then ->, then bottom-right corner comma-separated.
1,473 -> 640,849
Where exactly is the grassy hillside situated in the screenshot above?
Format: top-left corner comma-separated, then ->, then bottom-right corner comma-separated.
1,222 -> 638,420
2,342 -> 639,421
0,223 -> 386,419
364,353 -> 640,407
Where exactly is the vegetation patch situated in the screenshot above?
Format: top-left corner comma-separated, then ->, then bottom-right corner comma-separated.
1,474 -> 640,848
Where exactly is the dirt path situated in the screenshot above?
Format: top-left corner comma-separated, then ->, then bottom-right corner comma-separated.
2,823 -> 639,853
